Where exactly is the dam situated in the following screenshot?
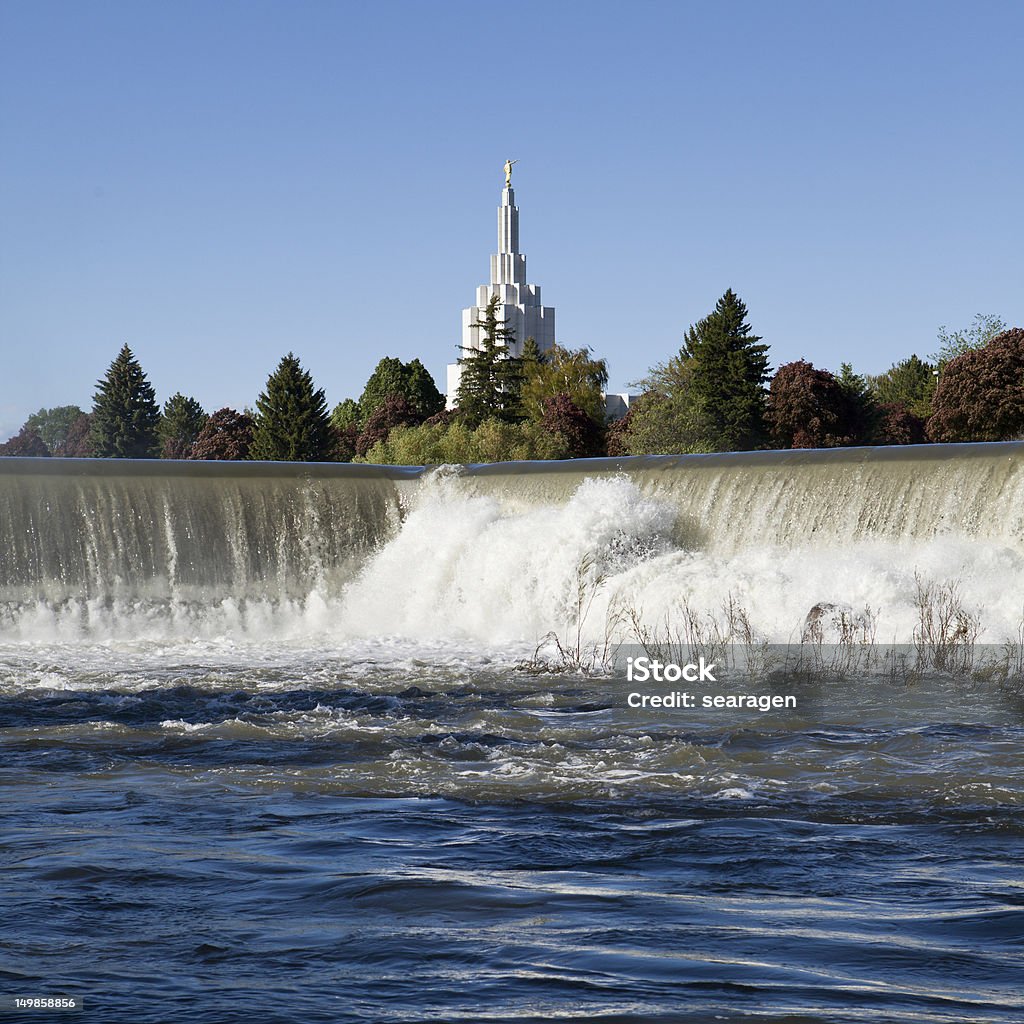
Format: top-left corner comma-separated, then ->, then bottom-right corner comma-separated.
1,442 -> 1022,643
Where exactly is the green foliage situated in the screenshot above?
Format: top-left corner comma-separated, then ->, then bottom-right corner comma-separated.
359,357 -> 406,424
679,289 -> 770,451
158,393 -> 208,458
360,416 -> 568,465
250,353 -> 333,462
455,296 -> 525,426
404,358 -> 445,419
868,354 -> 936,419
621,391 -> 717,456
623,354 -> 717,454
358,357 -> 444,424
90,344 -> 161,458
836,362 -> 876,442
520,337 -> 544,369
23,406 -> 85,453
932,313 -> 1007,364
330,398 -> 360,431
520,345 -> 608,424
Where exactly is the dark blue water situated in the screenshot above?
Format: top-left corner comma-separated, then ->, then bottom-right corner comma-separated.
2,652 -> 1023,1023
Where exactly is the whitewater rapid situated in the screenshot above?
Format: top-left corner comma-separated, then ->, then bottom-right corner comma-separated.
1,454 -> 1022,655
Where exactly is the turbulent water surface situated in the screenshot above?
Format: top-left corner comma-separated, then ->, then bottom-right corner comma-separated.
2,449 -> 1023,1022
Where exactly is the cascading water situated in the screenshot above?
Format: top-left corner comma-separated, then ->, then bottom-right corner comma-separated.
2,443 -> 1023,645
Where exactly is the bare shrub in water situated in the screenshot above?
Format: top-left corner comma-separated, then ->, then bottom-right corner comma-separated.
520,554 -> 625,674
626,592 -> 773,680
913,574 -> 981,674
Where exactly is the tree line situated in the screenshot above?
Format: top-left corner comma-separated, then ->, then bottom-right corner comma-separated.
1,296 -> 1019,462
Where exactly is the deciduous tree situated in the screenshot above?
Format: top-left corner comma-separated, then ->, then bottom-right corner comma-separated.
540,393 -> 603,458
357,357 -> 444,424
766,360 -> 859,449
23,406 -> 85,453
190,408 -> 254,460
521,345 -> 608,425
355,395 -> 423,458
927,328 -> 1024,442
0,426 -> 50,457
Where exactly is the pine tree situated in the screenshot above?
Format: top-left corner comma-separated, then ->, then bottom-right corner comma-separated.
249,353 -> 333,461
90,344 -> 161,458
455,296 -> 524,426
520,337 -> 544,368
681,289 -> 770,451
158,393 -> 208,458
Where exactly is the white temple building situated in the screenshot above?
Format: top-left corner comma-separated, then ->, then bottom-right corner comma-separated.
446,169 -> 555,406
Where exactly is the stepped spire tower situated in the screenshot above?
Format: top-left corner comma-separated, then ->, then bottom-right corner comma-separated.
446,163 -> 556,404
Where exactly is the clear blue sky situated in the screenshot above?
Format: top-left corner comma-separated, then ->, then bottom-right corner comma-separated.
1,0 -> 1021,439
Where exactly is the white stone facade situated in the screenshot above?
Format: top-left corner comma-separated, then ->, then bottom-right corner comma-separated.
447,185 -> 555,405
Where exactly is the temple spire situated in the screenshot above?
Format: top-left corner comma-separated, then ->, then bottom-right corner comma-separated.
446,167 -> 555,406
498,186 -> 519,255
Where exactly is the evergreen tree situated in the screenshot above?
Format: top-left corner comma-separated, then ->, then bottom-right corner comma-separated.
158,393 -> 208,458
520,337 -> 544,369
455,295 -> 524,426
836,362 -> 876,443
681,289 -> 770,451
869,354 -> 936,419
90,344 -> 161,458
250,353 -> 333,461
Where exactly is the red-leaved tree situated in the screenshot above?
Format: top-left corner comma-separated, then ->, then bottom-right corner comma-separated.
927,328 -> 1024,442
766,360 -> 859,449
189,408 -> 254,460
540,393 -> 603,458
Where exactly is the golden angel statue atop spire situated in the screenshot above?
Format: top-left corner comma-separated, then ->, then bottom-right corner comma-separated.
503,159 -> 518,187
